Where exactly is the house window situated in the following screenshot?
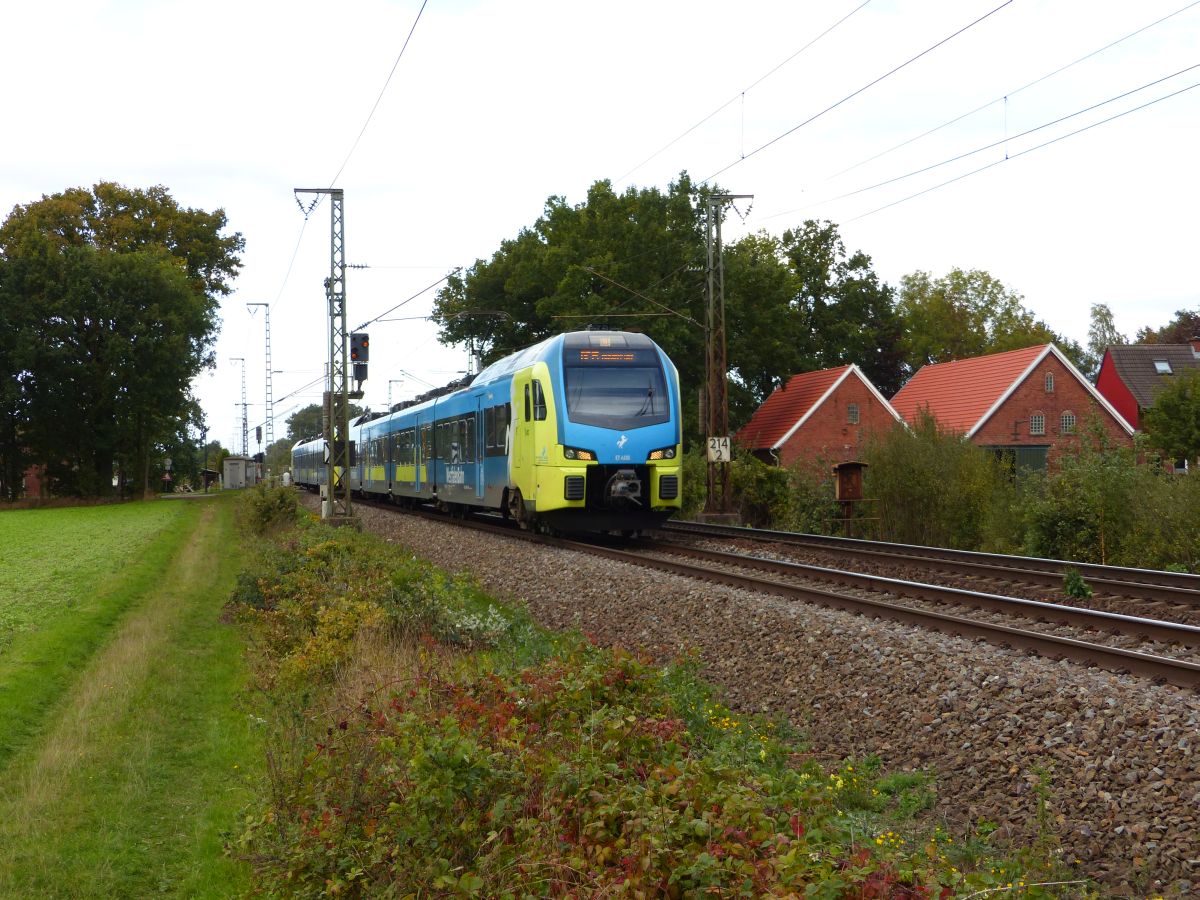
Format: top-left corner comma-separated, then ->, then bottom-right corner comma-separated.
1060,411 -> 1076,434
1044,372 -> 1054,392
1154,359 -> 1173,375
1029,412 -> 1045,436
847,403 -> 860,425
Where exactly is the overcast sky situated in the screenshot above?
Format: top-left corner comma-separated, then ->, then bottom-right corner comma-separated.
4,0 -> 1197,454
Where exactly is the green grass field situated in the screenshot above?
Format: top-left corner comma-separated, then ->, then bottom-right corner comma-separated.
0,497 -> 259,897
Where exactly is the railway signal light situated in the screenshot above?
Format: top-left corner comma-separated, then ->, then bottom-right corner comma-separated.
350,332 -> 369,362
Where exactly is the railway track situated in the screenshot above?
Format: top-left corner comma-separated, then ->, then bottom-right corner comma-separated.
379,502 -> 1200,690
659,520 -> 1200,610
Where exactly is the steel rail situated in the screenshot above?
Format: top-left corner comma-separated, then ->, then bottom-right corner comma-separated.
357,501 -> 1200,689
559,537 -> 1200,690
638,540 -> 1200,647
660,521 -> 1200,605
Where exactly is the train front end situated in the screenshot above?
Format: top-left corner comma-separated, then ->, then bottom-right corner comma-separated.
533,331 -> 682,533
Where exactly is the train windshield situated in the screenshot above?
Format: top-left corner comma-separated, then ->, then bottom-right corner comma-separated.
563,360 -> 669,430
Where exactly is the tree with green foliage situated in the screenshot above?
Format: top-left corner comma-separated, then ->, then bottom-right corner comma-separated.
1084,302 -> 1127,380
1136,306 -> 1200,344
285,403 -> 364,443
0,182 -> 242,496
434,177 -> 900,440
896,268 -> 1084,376
433,175 -> 708,433
781,221 -> 903,396
1141,369 -> 1200,466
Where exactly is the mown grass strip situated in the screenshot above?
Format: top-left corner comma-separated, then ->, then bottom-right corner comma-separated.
0,502 -> 196,766
0,495 -> 259,898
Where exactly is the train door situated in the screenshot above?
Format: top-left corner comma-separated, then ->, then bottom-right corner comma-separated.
386,431 -> 395,494
415,421 -> 426,493
475,399 -> 486,501
510,370 -> 535,513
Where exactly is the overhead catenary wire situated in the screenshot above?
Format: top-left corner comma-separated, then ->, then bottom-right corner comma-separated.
352,269 -> 460,332
613,0 -> 875,187
701,0 -> 1014,185
831,0 -> 1200,178
763,60 -> 1200,220
327,0 -> 430,188
844,77 -> 1200,223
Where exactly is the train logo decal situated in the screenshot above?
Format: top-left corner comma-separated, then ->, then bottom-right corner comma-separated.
616,434 -> 628,449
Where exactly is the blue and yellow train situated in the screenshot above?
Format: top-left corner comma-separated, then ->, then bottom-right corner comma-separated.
292,330 -> 682,533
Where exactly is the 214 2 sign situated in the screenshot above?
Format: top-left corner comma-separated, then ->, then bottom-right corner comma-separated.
707,436 -> 731,462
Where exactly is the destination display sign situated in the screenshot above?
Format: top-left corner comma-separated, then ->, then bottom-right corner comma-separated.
574,348 -> 660,365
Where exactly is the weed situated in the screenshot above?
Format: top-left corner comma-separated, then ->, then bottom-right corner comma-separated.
1063,568 -> 1093,599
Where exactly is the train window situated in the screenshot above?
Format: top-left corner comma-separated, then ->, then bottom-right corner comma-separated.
533,380 -> 547,421
464,416 -> 476,462
484,405 -> 508,457
524,384 -> 531,422
563,362 -> 669,429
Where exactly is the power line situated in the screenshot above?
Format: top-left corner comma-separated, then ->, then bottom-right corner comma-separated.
844,77 -> 1200,223
328,0 -> 430,188
767,60 -> 1200,219
614,0 -> 874,186
701,0 -> 1014,185
832,0 -> 1200,178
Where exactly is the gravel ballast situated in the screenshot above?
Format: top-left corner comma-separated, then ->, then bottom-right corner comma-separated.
328,500 -> 1200,895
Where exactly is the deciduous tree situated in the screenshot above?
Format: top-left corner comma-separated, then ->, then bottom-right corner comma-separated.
1136,307 -> 1200,344
1141,369 -> 1200,466
896,268 -> 1086,377
0,183 -> 242,496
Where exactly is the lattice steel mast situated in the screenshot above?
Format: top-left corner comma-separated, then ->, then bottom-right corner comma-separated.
295,188 -> 353,522
246,303 -> 274,449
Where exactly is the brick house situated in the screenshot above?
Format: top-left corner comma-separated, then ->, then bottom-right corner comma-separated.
1094,340 -> 1200,430
890,344 -> 1134,470
735,365 -> 903,468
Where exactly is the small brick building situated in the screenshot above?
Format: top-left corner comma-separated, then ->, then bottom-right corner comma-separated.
735,365 -> 903,468
890,344 -> 1134,469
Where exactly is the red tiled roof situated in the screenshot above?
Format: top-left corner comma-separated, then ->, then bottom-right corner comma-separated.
891,345 -> 1049,433
735,366 -> 851,449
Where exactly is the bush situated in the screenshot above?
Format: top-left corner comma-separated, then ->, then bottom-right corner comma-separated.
862,413 -> 1015,549
680,447 -> 709,518
237,482 -> 303,535
1022,422 -> 1137,565
730,454 -> 791,528
1114,457 -> 1200,572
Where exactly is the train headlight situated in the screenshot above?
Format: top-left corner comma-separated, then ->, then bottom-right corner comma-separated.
563,446 -> 596,461
647,446 -> 677,461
